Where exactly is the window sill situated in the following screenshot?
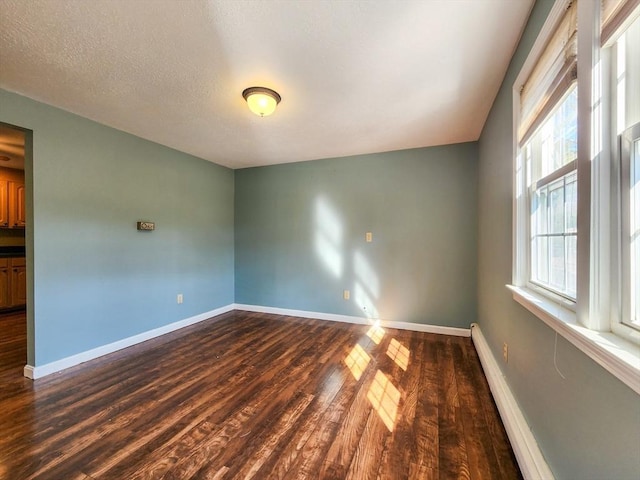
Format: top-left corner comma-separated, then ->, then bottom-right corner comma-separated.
507,285 -> 640,395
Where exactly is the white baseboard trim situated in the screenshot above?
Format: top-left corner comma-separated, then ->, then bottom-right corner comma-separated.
470,323 -> 554,480
233,304 -> 470,337
23,304 -> 469,380
23,304 -> 235,380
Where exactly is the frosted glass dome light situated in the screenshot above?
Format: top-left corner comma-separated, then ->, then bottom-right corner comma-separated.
242,86 -> 281,117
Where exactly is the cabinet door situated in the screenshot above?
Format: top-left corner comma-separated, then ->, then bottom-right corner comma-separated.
0,267 -> 9,308
10,265 -> 27,307
0,181 -> 8,228
9,182 -> 25,228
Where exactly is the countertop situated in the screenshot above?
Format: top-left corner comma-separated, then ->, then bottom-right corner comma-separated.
0,246 -> 26,257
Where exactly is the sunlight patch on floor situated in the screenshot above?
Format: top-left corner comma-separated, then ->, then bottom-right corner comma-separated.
367,369 -> 401,432
344,344 -> 371,381
386,338 -> 410,370
366,324 -> 385,345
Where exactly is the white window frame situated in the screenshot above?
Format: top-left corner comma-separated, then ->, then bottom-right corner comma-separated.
511,0 -> 640,395
614,123 -> 640,339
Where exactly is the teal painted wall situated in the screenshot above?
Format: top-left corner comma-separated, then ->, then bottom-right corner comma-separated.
477,1 -> 640,479
0,89 -> 235,366
235,144 -> 478,327
4,7 -> 637,475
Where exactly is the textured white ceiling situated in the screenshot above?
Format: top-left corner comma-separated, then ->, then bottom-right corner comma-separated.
0,0 -> 533,169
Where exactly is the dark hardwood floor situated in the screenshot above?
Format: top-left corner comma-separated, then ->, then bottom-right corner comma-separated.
0,310 -> 521,480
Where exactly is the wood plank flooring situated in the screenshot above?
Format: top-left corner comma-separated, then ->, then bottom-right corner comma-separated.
0,310 -> 521,480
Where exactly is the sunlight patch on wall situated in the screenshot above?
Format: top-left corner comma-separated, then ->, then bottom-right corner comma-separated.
386,338 -> 410,371
314,196 -> 344,278
344,343 -> 371,381
354,250 -> 380,298
367,369 -> 401,432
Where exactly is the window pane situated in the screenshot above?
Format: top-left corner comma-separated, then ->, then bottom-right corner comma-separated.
549,180 -> 565,233
532,236 -> 549,284
535,88 -> 578,183
532,188 -> 548,235
529,170 -> 576,299
616,15 -> 640,134
550,236 -> 566,291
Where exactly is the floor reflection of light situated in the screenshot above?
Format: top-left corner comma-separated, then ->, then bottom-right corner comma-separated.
367,370 -> 400,432
314,196 -> 344,278
322,368 -> 345,396
345,344 -> 371,381
366,325 -> 385,345
386,338 -> 410,371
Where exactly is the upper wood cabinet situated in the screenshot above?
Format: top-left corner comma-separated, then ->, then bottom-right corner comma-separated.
0,182 -> 8,228
9,182 -> 26,228
0,179 -> 25,229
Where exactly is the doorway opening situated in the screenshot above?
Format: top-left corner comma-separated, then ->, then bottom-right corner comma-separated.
0,123 -> 29,381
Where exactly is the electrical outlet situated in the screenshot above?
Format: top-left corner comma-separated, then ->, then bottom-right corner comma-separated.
343,290 -> 350,300
365,232 -> 373,243
177,294 -> 183,304
503,342 -> 508,362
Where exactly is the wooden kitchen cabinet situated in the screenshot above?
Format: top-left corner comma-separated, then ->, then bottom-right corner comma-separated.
0,179 -> 25,229
0,257 -> 26,309
0,259 -> 9,308
9,182 -> 26,228
10,257 -> 26,306
0,182 -> 8,228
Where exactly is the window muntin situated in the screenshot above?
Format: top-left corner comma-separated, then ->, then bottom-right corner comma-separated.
525,87 -> 578,300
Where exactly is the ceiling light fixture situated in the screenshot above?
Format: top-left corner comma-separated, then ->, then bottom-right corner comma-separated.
242,86 -> 281,117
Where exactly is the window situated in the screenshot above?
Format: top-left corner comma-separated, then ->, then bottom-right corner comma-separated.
512,0 -> 640,395
527,88 -> 578,301
620,124 -> 640,331
514,0 -> 578,305
610,8 -> 640,343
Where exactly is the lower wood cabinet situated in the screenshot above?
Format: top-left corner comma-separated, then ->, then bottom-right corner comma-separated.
0,256 -> 26,309
0,262 -> 9,307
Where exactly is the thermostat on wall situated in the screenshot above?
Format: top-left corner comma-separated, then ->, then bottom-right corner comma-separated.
137,221 -> 155,231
